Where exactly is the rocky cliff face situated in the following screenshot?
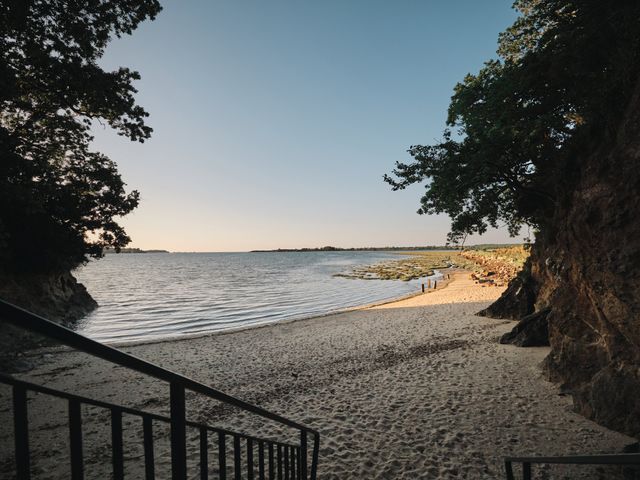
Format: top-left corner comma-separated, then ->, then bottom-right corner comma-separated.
0,270 -> 97,364
486,86 -> 640,439
0,270 -> 97,325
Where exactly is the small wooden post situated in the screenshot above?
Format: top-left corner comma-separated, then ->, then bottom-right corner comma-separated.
421,283 -> 425,293
427,279 -> 431,289
434,281 -> 437,289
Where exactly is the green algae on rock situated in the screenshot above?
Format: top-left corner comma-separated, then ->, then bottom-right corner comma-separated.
334,251 -> 471,281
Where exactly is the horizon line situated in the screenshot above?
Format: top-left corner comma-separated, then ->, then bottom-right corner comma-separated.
115,242 -> 526,254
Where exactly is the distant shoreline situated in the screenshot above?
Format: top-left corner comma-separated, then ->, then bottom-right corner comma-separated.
101,243 -> 523,254
103,248 -> 170,254
250,246 -> 458,253
250,244 -> 522,253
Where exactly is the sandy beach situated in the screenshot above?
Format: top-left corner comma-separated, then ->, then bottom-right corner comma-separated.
0,273 -> 635,479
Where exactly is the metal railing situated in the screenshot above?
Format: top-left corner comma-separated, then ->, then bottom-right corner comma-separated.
0,299 -> 320,480
505,453 -> 640,479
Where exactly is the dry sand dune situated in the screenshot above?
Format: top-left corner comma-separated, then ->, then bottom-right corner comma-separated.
0,273 -> 635,479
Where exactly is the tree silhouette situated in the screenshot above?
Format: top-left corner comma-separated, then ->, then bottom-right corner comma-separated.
385,0 -> 640,244
0,0 -> 161,273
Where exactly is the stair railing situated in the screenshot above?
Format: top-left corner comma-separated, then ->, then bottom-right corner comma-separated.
0,299 -> 320,480
504,453 -> 640,479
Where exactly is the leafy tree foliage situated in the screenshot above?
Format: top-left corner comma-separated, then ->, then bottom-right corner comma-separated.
385,0 -> 640,244
0,0 -> 161,272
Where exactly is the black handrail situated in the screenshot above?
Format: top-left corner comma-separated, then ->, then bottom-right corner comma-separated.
0,299 -> 320,480
504,453 -> 640,479
0,300 -> 316,433
0,373 -> 300,450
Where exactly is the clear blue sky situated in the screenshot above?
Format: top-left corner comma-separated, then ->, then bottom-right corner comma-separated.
93,0 -> 521,252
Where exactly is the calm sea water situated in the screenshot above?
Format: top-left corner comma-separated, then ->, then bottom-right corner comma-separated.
74,251 -> 442,344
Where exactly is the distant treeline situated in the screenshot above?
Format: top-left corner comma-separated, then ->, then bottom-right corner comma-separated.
465,243 -> 525,251
103,248 -> 169,254
250,244 -> 524,253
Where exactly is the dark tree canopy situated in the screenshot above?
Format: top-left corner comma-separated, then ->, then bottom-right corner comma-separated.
0,0 -> 161,273
385,0 -> 640,244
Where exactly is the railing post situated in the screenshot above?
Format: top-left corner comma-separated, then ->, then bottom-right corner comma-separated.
504,460 -> 514,480
523,462 -> 532,480
258,441 -> 265,480
282,445 -> 291,480
299,431 -> 308,480
290,446 -> 296,480
310,433 -> 319,480
247,438 -> 254,480
218,432 -> 227,480
111,409 -> 124,480
13,385 -> 30,480
170,383 -> 187,480
200,427 -> 208,480
69,399 -> 84,480
268,443 -> 275,480
143,417 -> 155,480
234,435 -> 241,480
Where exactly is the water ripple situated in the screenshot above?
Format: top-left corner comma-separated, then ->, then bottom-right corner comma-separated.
74,252 -> 442,344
